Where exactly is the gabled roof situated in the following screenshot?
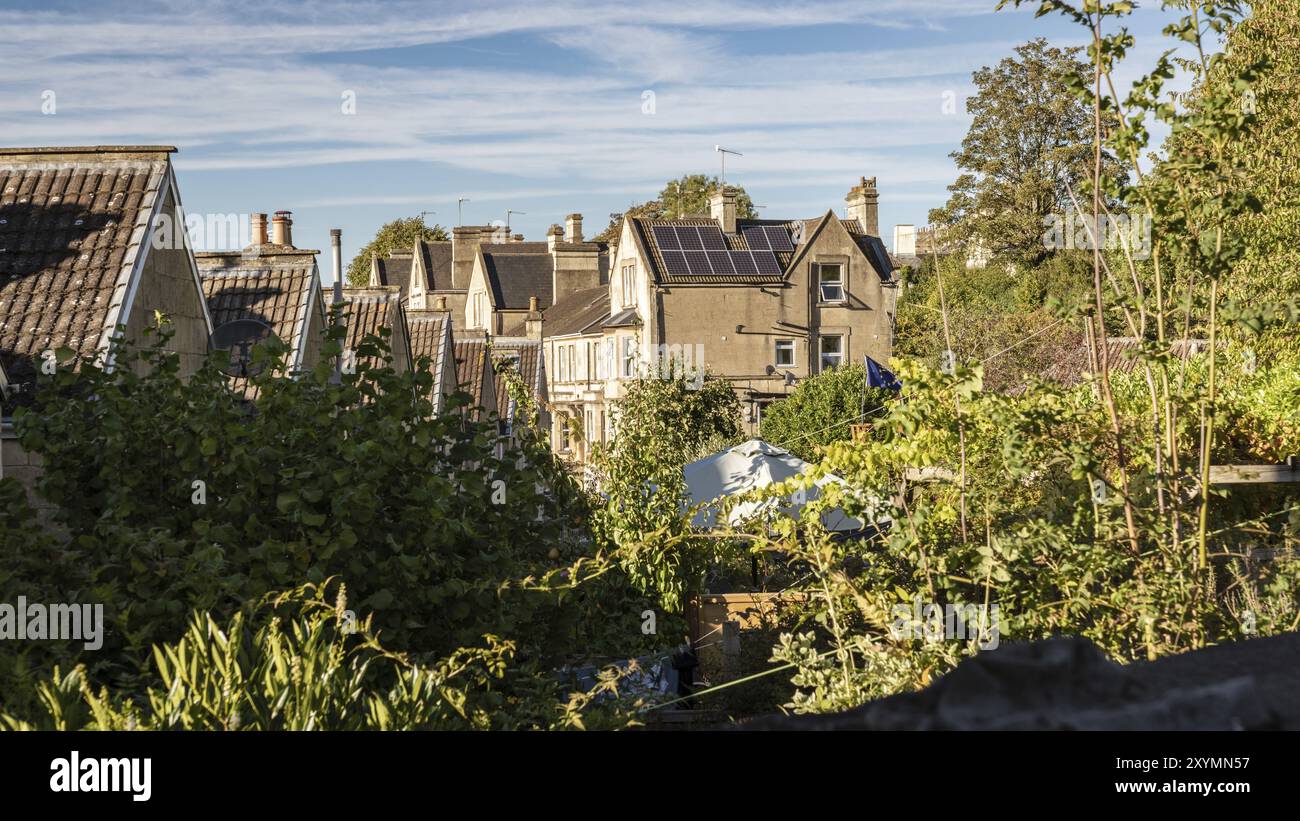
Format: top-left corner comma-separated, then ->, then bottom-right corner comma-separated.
0,145 -> 202,388
629,216 -> 792,285
416,240 -> 455,291
630,212 -> 894,286
372,252 -> 413,302
340,286 -> 407,368
490,337 -> 546,421
783,210 -> 895,282
482,248 -> 553,310
452,336 -> 494,414
406,310 -> 453,412
198,247 -> 322,398
542,286 -> 609,338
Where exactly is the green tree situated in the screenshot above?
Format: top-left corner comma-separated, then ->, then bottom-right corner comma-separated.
595,174 -> 757,243
759,364 -> 896,462
589,369 -> 743,612
929,38 -> 1127,265
347,217 -> 448,286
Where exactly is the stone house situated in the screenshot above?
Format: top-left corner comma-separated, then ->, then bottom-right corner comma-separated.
0,145 -> 213,492
541,176 -> 898,463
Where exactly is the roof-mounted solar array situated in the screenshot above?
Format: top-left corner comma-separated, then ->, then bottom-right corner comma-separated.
742,225 -> 794,252
660,248 -> 784,279
653,224 -> 727,252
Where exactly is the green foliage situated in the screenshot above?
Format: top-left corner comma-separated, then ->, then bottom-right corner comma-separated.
0,584 -> 639,731
589,369 -> 744,613
595,175 -> 758,243
0,316 -> 621,723
929,37 -> 1127,265
894,251 -> 1093,392
346,217 -> 448,286
758,363 -> 896,462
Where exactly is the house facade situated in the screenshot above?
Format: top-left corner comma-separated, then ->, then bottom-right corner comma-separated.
541,176 -> 898,463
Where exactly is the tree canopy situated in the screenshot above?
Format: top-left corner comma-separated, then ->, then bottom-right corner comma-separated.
595,174 -> 757,243
929,38 -> 1127,266
346,217 -> 448,286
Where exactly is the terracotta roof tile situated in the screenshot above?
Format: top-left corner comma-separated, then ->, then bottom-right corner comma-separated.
198,249 -> 322,398
0,150 -> 170,387
453,337 -> 492,415
340,286 -> 407,370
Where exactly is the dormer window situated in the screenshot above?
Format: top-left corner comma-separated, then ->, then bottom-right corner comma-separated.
817,263 -> 845,303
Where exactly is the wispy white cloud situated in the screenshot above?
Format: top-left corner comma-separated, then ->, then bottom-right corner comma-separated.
0,0 -> 1203,244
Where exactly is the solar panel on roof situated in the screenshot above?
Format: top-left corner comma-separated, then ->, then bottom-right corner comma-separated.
730,251 -> 758,277
679,251 -> 708,276
706,251 -> 736,276
742,227 -> 771,250
752,251 -> 783,276
698,226 -> 727,250
653,226 -> 681,250
764,226 -> 794,251
677,228 -> 702,250
661,250 -> 691,278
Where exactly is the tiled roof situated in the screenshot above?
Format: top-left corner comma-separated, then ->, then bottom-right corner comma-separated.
373,252 -> 412,302
542,286 -> 609,337
483,249 -> 553,310
406,311 -> 452,411
340,286 -> 407,369
0,147 -> 174,385
630,216 -> 794,285
417,240 -> 454,291
198,248 -> 322,398
602,308 -> 641,329
491,337 -> 545,422
453,337 -> 493,413
1041,337 -> 1210,387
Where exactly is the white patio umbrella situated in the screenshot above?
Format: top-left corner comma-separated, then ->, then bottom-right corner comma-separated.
682,439 -> 881,533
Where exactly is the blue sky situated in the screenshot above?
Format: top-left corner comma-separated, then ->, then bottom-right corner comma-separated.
1,0 -> 1203,279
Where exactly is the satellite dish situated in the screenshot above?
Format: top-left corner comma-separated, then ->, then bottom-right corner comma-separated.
209,319 -> 279,378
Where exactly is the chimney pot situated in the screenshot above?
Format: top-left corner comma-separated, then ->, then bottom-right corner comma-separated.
271,210 -> 293,247
564,213 -> 583,243
435,295 -> 448,311
250,213 -> 268,246
529,295 -> 539,311
846,177 -> 879,236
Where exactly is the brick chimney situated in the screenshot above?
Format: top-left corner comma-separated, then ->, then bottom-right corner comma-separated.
451,226 -> 483,290
525,295 -> 543,340
564,213 -> 583,243
846,176 -> 879,236
709,188 -> 737,234
250,213 -> 268,246
271,211 -> 293,246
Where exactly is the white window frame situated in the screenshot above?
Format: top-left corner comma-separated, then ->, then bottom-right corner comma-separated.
621,264 -> 636,308
817,263 -> 846,303
775,339 -> 795,367
819,334 -> 844,372
621,337 -> 637,379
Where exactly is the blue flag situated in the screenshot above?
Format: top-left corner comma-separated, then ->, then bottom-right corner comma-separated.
866,356 -> 901,391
